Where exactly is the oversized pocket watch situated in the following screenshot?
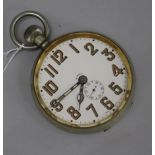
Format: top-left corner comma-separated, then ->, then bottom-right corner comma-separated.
8,11 -> 134,132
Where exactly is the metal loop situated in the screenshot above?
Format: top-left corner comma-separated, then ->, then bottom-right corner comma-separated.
10,11 -> 50,49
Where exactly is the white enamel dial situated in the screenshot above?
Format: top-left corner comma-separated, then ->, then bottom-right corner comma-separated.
34,32 -> 133,130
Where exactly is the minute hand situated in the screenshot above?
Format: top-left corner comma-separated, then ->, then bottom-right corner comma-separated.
56,82 -> 79,102
55,75 -> 88,103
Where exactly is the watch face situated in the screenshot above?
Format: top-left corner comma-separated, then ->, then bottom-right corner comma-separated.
33,32 -> 133,131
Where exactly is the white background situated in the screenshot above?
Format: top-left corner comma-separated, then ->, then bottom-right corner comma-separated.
3,0 -> 152,155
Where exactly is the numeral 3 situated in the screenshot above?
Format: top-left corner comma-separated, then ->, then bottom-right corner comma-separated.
101,48 -> 115,61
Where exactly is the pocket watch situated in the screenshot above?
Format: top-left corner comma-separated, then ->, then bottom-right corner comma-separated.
7,11 -> 134,132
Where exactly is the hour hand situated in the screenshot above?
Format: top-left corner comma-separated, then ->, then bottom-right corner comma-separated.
77,75 -> 88,110
77,84 -> 85,110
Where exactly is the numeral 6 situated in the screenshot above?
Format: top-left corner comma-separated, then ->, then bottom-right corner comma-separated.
100,97 -> 114,110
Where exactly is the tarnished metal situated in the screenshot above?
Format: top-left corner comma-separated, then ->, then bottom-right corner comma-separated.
10,11 -> 50,49
24,25 -> 49,49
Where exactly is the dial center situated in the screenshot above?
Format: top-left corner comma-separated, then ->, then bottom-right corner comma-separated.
78,75 -> 88,85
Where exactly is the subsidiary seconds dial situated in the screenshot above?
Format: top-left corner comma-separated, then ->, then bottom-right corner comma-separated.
84,80 -> 104,100
33,32 -> 134,131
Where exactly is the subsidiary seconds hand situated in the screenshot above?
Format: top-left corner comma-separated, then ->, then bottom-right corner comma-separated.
90,86 -> 97,97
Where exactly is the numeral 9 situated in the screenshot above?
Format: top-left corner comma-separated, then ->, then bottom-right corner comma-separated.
50,100 -> 63,112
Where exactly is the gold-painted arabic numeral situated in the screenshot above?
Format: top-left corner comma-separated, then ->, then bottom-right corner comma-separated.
67,106 -> 81,120
86,104 -> 98,117
42,80 -> 58,96
51,50 -> 68,65
101,48 -> 115,61
100,97 -> 114,110
108,82 -> 123,95
112,64 -> 124,77
44,64 -> 58,78
50,100 -> 63,112
84,42 -> 99,56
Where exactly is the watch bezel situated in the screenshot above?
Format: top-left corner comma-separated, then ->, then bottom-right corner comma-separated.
32,32 -> 135,132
